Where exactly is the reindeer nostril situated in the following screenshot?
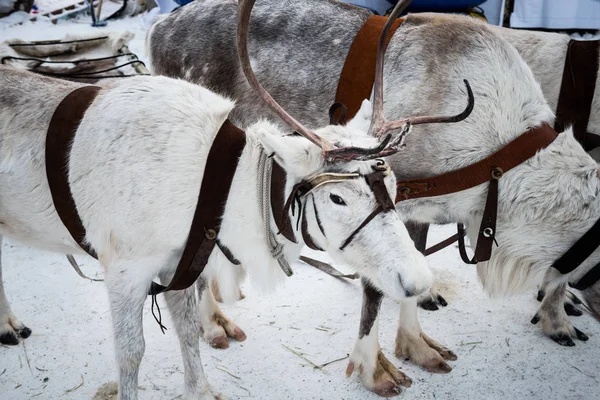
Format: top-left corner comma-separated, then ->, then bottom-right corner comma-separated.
405,289 -> 414,297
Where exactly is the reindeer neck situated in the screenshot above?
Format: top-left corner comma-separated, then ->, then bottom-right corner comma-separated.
217,136 -> 304,288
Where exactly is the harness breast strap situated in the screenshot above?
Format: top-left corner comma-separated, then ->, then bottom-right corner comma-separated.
149,120 -> 246,295
46,85 -> 101,258
554,39 -> 600,150
335,15 -> 403,120
45,87 -> 246,296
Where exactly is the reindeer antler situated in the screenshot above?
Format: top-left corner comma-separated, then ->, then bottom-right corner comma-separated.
237,0 -> 473,164
237,0 -> 335,151
368,0 -> 475,140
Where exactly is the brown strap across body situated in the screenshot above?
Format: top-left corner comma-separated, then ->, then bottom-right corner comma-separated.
335,15 -> 404,120
46,86 -> 101,258
395,123 -> 558,263
45,85 -> 246,296
554,39 -> 600,150
333,14 -> 562,264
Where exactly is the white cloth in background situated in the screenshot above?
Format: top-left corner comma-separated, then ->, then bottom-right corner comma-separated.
511,0 -> 600,29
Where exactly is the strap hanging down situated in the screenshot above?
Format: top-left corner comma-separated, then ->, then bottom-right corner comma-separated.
335,15 -> 404,121
149,120 -> 246,295
554,39 -> 600,150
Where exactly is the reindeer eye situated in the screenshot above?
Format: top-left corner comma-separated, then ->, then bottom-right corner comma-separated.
329,194 -> 347,206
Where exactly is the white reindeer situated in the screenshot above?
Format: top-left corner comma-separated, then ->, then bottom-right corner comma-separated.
147,0 -> 600,392
0,1 -> 482,398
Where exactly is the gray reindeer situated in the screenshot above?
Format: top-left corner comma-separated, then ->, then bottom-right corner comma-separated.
148,0 -> 600,394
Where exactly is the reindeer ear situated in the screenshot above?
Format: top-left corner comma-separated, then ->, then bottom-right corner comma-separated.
345,99 -> 372,133
253,121 -> 324,177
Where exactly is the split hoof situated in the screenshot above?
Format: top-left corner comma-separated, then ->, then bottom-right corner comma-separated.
209,335 -> 230,349
421,358 -> 452,374
417,292 -> 448,312
395,328 -> 456,373
564,302 -> 583,317
347,351 -> 412,398
551,334 -> 575,347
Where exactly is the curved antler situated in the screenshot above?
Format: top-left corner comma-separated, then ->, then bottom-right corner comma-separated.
237,0 -> 335,151
368,0 -> 475,140
369,0 -> 413,137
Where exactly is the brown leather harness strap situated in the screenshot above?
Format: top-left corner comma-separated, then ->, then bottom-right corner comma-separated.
395,123 -> 559,201
335,15 -> 403,120
45,88 -> 246,296
554,39 -> 600,150
399,123 -> 559,262
149,120 -> 246,295
46,86 -> 101,258
271,161 -> 297,243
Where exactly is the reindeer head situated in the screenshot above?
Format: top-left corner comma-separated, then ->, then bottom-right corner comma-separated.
238,0 -> 473,299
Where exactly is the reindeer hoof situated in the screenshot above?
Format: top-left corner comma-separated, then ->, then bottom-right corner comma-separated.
0,330 -> 20,345
209,335 -> 230,349
550,334 -> 575,347
347,350 -> 411,398
419,299 -> 439,311
439,347 -> 457,361
564,302 -> 583,317
19,326 -> 32,339
422,358 -> 452,373
536,289 -> 545,302
417,292 -> 448,311
574,327 -> 589,341
372,379 -> 404,398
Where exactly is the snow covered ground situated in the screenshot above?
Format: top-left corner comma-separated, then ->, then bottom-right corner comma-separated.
1,7 -> 599,400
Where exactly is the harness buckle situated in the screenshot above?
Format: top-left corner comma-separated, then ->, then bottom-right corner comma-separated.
491,167 -> 503,180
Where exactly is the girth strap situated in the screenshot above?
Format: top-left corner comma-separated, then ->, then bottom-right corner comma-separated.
554,39 -> 600,150
46,85 -> 101,257
149,120 -> 246,295
335,15 -> 404,121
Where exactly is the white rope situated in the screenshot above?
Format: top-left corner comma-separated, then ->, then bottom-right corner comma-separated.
258,151 -> 293,276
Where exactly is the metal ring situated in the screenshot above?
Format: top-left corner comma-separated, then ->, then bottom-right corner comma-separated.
482,227 -> 494,238
398,187 -> 411,198
491,167 -> 503,180
205,228 -> 217,240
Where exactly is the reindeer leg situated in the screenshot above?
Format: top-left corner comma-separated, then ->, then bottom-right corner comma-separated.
537,268 -> 583,317
532,274 -> 588,346
210,279 -> 245,303
104,259 -> 155,400
159,272 -> 222,400
0,235 -> 31,345
347,278 -> 411,397
395,297 -> 456,373
405,221 -> 448,311
197,276 -> 246,350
